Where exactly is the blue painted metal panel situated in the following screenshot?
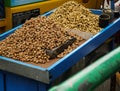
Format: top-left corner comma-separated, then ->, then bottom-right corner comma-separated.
38,82 -> 50,91
5,73 -> 38,91
0,56 -> 50,83
90,9 -> 102,15
0,56 -> 46,71
0,71 -> 4,91
0,9 -> 120,85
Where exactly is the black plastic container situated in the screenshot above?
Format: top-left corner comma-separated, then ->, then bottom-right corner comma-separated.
99,14 -> 110,28
114,11 -> 120,18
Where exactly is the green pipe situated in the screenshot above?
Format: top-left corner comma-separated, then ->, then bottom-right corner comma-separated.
49,46 -> 120,91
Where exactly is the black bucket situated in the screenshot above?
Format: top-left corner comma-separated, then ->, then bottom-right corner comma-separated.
114,11 -> 120,18
99,14 -> 110,28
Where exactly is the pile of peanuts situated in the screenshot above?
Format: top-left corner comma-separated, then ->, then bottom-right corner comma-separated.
0,1 -> 102,64
48,1 -> 102,34
0,16 -> 83,64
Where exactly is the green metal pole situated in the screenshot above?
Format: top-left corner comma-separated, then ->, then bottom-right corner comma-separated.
49,46 -> 120,91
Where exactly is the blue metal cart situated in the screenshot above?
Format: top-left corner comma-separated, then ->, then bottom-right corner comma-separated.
0,8 -> 120,91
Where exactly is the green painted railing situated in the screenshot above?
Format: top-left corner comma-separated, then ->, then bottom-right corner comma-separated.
49,46 -> 120,91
